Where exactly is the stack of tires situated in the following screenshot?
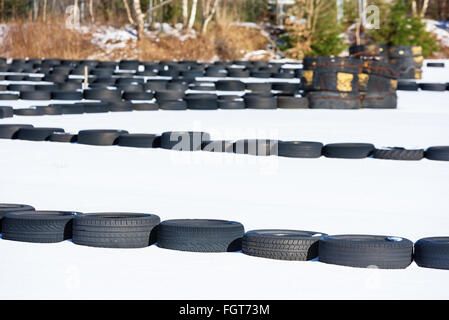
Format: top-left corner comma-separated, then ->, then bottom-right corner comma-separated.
302,57 -> 398,109
349,43 -> 389,62
389,45 -> 423,80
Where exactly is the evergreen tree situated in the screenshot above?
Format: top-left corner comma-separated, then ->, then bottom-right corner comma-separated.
370,0 -> 438,57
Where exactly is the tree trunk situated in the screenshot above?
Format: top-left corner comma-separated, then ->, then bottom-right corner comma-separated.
123,0 -> 135,24
133,0 -> 145,40
201,0 -> 219,34
43,0 -> 47,22
420,0 -> 429,18
89,0 -> 95,23
187,0 -> 198,30
182,0 -> 188,26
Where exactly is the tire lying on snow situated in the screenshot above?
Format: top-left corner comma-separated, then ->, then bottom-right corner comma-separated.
48,132 -> 78,143
17,127 -> 65,141
373,147 -> 424,161
425,146 -> 449,161
77,129 -> 129,146
278,141 -> 323,158
201,140 -> 234,153
160,131 -> 210,151
419,83 -> 447,91
307,91 -> 362,109
276,96 -> 309,109
72,213 -> 160,248
361,92 -> 397,109
414,237 -> 449,270
323,143 -> 374,159
0,203 -> 35,232
157,219 -> 245,252
2,211 -> 78,243
118,134 -> 160,148
233,139 -> 279,156
242,230 -> 327,261
319,235 -> 414,269
0,124 -> 34,139
0,106 -> 14,118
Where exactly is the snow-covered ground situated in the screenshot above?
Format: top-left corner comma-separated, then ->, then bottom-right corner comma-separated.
0,61 -> 448,300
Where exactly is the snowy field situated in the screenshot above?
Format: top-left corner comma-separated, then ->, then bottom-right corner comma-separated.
0,60 -> 448,300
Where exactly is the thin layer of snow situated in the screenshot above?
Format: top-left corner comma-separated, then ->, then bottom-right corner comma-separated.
0,60 -> 448,299
424,19 -> 449,47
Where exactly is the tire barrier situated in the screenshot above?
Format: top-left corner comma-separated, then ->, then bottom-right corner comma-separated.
0,203 -> 447,270
302,57 -> 399,109
389,45 -> 423,80
0,124 -> 447,162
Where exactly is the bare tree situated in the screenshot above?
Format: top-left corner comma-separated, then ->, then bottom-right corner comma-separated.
123,0 -> 135,24
43,0 -> 48,22
412,0 -> 430,18
201,0 -> 220,34
187,0 -> 198,30
182,0 -> 189,26
89,0 -> 95,23
133,0 -> 145,40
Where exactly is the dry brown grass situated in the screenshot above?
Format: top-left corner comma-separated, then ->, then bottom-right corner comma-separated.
0,18 -> 101,60
0,20 -> 270,61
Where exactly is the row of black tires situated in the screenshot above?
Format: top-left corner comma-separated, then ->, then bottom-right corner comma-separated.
0,204 -> 447,270
1,126 -> 448,161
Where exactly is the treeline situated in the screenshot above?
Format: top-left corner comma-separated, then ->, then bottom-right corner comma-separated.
0,0 -> 268,24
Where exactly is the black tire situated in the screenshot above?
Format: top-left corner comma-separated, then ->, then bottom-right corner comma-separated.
108,101 -> 134,112
397,81 -> 419,91
373,147 -> 424,161
215,80 -> 245,91
244,96 -> 277,109
246,83 -> 272,92
242,230 -> 327,261
160,131 -> 210,151
278,141 -> 323,158
132,103 -> 159,111
419,83 -> 447,91
155,90 -> 185,101
414,237 -> 449,270
323,143 -> 374,159
425,146 -> 449,161
52,91 -> 83,100
201,140 -> 234,153
157,219 -> 245,252
48,133 -> 78,143
361,92 -> 397,109
122,91 -> 154,101
14,107 -> 46,116
2,211 -> 78,243
35,105 -> 64,115
17,127 -> 65,141
277,96 -> 309,109
185,94 -> 218,110
319,235 -> 414,269
118,134 -> 159,148
0,124 -> 34,139
271,83 -> 300,94
159,100 -> 187,110
19,91 -> 51,100
218,99 -> 245,109
0,93 -> 19,100
79,102 -> 110,113
60,103 -> 85,114
0,204 -> 35,232
0,106 -> 14,118
427,62 -> 445,68
72,213 -> 160,248
233,139 -> 279,156
83,89 -> 121,101
78,129 -> 129,146
308,91 -> 362,109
